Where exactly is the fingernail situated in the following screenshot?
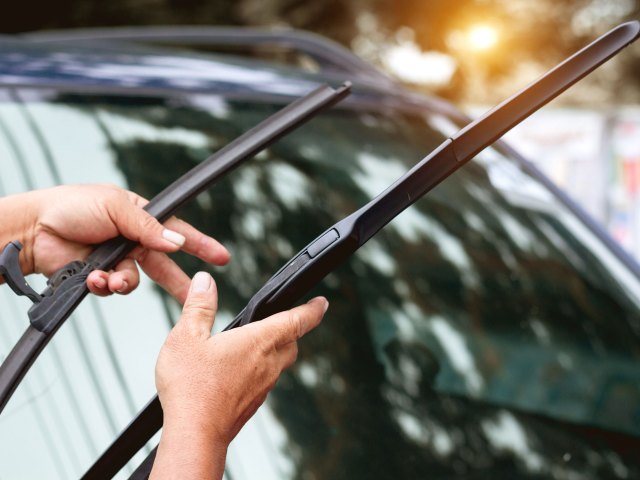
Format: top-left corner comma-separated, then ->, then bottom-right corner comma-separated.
94,277 -> 107,289
191,271 -> 211,293
311,296 -> 329,313
163,229 -> 186,247
116,280 -> 128,293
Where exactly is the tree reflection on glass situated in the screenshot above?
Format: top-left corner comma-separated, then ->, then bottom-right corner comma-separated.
56,92 -> 640,478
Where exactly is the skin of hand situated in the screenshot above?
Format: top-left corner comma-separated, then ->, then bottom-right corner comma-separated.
0,184 -> 230,303
151,272 -> 328,479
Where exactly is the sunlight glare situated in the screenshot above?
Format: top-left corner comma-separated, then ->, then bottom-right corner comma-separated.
467,24 -> 499,51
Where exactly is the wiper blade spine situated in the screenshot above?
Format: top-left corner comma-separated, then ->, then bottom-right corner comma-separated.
0,81 -> 352,416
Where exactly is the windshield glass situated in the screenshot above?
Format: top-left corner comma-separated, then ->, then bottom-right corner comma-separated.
0,88 -> 639,479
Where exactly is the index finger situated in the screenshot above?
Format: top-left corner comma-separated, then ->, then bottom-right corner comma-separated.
164,217 -> 230,266
257,297 -> 329,348
127,191 -> 230,266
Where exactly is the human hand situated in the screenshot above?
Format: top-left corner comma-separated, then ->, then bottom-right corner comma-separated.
152,272 -> 328,479
4,184 -> 229,303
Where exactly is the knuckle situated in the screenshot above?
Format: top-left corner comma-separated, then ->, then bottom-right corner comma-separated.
140,213 -> 159,232
287,309 -> 303,340
185,302 -> 214,321
176,313 -> 209,338
185,296 -> 215,315
127,275 -> 140,289
111,187 -> 128,205
134,248 -> 150,265
257,333 -> 274,356
105,189 -> 128,220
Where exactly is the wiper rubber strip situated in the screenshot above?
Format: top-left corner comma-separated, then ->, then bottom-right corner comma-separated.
0,81 -> 352,415
83,21 -> 640,480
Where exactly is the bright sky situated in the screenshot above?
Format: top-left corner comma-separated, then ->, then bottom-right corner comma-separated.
382,42 -> 457,86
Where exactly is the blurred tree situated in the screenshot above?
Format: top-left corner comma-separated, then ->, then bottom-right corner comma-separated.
2,0 -> 638,103
364,0 -> 640,103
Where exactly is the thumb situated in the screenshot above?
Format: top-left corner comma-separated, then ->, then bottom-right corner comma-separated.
178,272 -> 218,337
110,195 -> 185,252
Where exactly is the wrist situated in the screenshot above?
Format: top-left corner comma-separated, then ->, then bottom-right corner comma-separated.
0,191 -> 40,275
152,417 -> 228,479
162,409 -> 229,448
159,395 -> 231,442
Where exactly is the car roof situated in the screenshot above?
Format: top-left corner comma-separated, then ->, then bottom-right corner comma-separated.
0,27 -> 464,120
0,37 -> 320,95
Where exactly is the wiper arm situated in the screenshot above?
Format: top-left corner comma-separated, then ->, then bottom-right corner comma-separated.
85,21 -> 639,480
233,20 -> 640,327
0,82 -> 351,414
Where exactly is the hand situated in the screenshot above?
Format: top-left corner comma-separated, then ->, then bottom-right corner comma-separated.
2,184 -> 229,303
152,272 -> 328,479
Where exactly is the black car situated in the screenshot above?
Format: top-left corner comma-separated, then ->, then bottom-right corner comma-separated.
0,27 -> 639,479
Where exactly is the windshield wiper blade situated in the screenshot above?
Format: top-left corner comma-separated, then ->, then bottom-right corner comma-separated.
0,82 -> 351,414
86,21 -> 640,480
232,20 -> 640,326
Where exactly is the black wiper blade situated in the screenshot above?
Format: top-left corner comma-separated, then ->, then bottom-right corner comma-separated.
0,81 -> 351,414
33,82 -> 352,334
232,20 -> 640,327
86,21 -> 639,480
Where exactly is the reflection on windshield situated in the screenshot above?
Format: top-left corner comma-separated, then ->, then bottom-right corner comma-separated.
0,90 -> 639,479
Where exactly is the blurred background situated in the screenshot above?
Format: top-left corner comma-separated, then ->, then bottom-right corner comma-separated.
2,0 -> 640,257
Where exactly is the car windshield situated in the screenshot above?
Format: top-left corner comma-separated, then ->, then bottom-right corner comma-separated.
0,88 -> 639,479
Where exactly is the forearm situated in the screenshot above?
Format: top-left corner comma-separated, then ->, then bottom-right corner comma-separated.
0,191 -> 40,276
151,417 -> 227,480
